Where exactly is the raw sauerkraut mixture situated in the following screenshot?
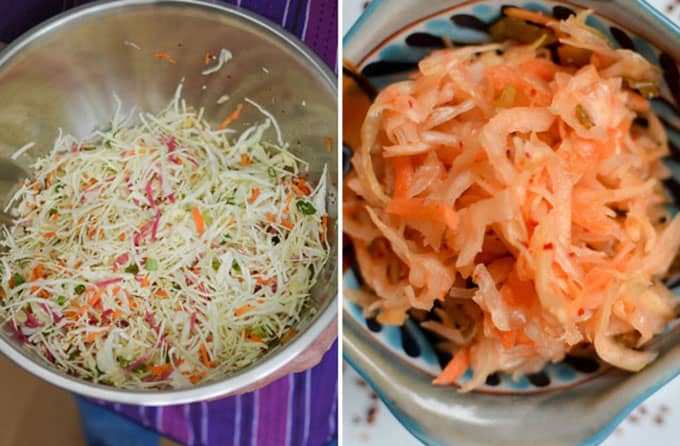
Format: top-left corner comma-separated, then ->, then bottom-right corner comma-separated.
0,86 -> 329,389
344,9 -> 680,391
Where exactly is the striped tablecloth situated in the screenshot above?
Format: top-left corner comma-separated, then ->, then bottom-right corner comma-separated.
96,340 -> 338,446
0,1 -> 338,446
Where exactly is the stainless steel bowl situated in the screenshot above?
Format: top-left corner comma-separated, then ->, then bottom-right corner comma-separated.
0,0 -> 337,405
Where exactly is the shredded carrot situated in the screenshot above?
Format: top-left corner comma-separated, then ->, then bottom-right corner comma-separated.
65,305 -> 88,321
204,52 -> 212,65
192,207 -> 205,235
240,153 -> 252,167
140,276 -> 149,288
218,103 -> 244,130
386,198 -> 458,231
280,219 -> 294,230
154,52 -> 176,64
255,276 -> 273,285
189,371 -> 206,384
292,177 -> 311,195
150,364 -> 173,376
199,344 -> 218,368
118,233 -> 126,241
85,331 -> 105,344
627,91 -> 650,112
154,289 -> 169,298
391,156 -> 413,199
246,333 -> 266,344
320,215 -> 329,242
88,289 -> 102,307
112,310 -> 123,320
43,232 -> 56,239
519,58 -> 560,81
31,264 -> 43,282
281,328 -> 297,344
234,304 -> 255,317
82,178 -> 98,191
433,348 -> 470,385
325,137 -> 333,152
499,329 -> 517,349
249,188 -> 261,204
285,194 -> 294,212
266,213 -> 275,223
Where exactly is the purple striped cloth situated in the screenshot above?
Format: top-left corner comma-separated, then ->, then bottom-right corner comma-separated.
95,341 -> 338,446
0,1 -> 338,445
0,0 -> 337,69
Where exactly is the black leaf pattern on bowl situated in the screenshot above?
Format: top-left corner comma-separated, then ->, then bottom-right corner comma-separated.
666,275 -> 680,289
450,14 -> 489,32
347,245 -> 364,286
362,60 -> 419,77
343,65 -> 378,100
435,351 -> 452,370
564,355 -> 600,373
652,96 -> 679,112
406,32 -> 446,48
552,5 -> 576,20
526,371 -> 551,387
366,316 -> 383,332
657,115 -> 680,136
659,53 -> 680,109
669,140 -> 680,159
610,27 -> 635,50
485,373 -> 501,386
400,326 -> 421,357
663,178 -> 680,204
342,143 -> 353,176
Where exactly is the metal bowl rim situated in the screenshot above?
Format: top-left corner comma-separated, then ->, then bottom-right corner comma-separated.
0,0 -> 338,405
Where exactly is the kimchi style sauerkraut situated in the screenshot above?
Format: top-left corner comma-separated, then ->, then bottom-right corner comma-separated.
344,9 -> 680,391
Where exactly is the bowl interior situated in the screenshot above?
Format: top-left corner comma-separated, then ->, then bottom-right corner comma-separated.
0,0 -> 337,404
343,0 -> 680,394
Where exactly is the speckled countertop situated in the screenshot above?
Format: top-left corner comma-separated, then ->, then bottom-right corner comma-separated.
342,1 -> 680,444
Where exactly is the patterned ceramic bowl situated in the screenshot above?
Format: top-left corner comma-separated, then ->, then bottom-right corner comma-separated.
343,1 -> 680,444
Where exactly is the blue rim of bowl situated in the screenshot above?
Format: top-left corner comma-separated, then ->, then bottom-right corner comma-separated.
343,1 -> 680,445
343,0 -> 384,46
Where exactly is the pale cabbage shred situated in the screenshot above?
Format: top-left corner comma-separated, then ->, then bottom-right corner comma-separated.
0,88 -> 329,389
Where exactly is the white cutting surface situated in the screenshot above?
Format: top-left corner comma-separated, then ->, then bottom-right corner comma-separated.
342,1 -> 680,445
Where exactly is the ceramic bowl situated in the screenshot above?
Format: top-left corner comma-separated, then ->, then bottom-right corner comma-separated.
343,1 -> 680,444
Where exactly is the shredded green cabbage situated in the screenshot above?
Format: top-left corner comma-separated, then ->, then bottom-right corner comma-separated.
0,86 -> 329,389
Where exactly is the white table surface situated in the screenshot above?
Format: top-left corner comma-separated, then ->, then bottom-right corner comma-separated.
342,1 -> 680,445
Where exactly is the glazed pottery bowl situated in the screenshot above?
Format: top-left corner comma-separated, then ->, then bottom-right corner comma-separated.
343,1 -> 680,444
0,0 -> 337,405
